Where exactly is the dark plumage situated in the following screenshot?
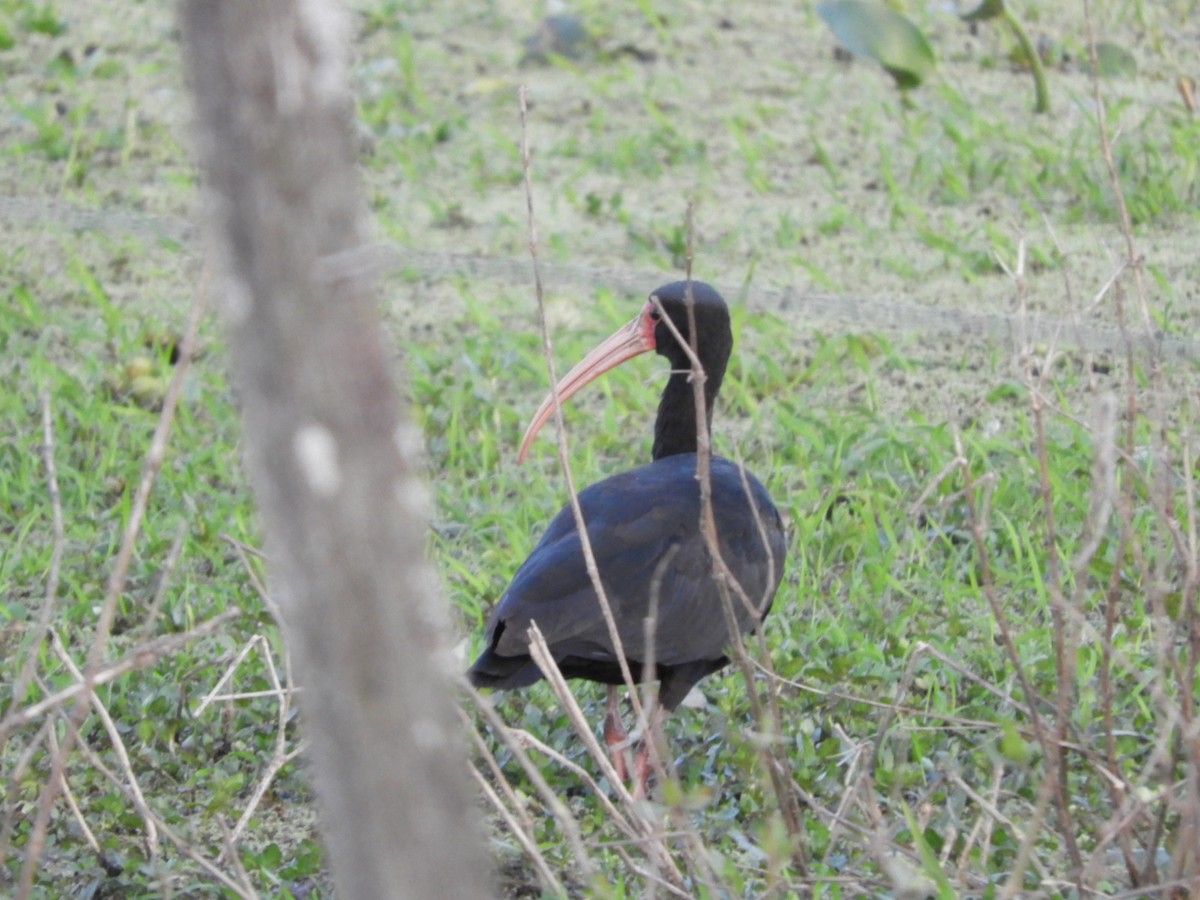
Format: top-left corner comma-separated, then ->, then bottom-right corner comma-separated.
468,281 -> 785,715
468,453 -> 783,709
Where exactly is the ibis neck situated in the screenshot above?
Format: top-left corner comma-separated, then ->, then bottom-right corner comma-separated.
651,369 -> 722,460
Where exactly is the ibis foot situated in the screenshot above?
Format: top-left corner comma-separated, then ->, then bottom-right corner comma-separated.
603,686 -> 635,786
603,687 -> 655,799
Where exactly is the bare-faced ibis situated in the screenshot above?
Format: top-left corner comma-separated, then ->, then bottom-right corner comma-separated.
468,281 -> 785,792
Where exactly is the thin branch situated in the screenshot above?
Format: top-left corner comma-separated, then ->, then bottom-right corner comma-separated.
515,85 -> 647,727
759,640 -> 1039,724
954,430 -> 1053,734
1013,231 -> 1084,881
469,728 -> 540,838
506,729 -> 633,831
663,208 -> 805,859
195,634 -> 273,718
997,759 -> 1061,899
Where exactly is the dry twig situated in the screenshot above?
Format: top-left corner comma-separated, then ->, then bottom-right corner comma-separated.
515,85 -> 649,734
0,608 -> 242,742
49,631 -> 160,859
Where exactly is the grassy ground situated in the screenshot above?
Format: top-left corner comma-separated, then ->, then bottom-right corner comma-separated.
2,0 -> 1199,896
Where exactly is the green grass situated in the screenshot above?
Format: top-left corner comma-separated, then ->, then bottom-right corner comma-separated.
3,257 -> 1197,893
2,0 -> 1199,895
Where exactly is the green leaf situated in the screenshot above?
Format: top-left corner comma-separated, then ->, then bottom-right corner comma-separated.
23,4 -> 67,36
818,0 -> 935,90
899,800 -> 958,899
960,0 -> 1006,22
1096,41 -> 1137,78
1000,719 -> 1033,764
259,842 -> 283,869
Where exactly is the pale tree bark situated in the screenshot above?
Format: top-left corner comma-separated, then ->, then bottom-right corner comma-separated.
179,2 -> 490,897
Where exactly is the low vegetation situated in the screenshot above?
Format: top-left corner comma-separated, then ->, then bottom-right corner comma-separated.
2,0 -> 1197,895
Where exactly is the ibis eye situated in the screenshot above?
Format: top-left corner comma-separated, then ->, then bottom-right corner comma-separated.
649,308 -> 662,322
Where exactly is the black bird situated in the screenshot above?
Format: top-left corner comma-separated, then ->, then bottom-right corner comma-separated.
468,281 -> 785,791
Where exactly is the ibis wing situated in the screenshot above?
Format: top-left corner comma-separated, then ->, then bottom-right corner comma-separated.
486,455 -> 783,668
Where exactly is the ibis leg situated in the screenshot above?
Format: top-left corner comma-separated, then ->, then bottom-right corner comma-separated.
603,686 -> 633,785
630,701 -> 663,800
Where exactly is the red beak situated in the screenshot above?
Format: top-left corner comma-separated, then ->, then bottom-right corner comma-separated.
517,304 -> 658,463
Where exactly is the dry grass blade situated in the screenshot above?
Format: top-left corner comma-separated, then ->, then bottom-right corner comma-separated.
463,682 -> 600,883
506,717 -> 717,898
92,262 -> 208,674
62,712 -> 258,898
139,520 -> 189,638
220,533 -> 299,700
467,712 -> 693,897
48,631 -> 159,859
1073,393 -> 1119,575
507,728 -> 630,830
468,764 -> 566,896
756,648 -> 1008,732
0,395 -> 68,872
523,626 -> 630,803
954,429 -> 1053,724
525,624 -> 689,890
195,634 -> 275,718
9,394 -> 65,719
0,607 -> 242,741
998,766 -> 1060,899
468,727 -> 541,838
1008,230 -> 1086,885
17,260 -> 209,896
961,763 -> 1004,877
196,633 -> 303,864
225,738 -> 308,864
0,721 -> 52,874
220,534 -> 269,601
947,770 -> 1053,883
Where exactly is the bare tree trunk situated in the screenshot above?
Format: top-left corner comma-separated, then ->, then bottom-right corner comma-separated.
179,2 -> 490,897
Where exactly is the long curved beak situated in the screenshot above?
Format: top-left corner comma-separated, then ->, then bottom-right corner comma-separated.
517,307 -> 657,463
